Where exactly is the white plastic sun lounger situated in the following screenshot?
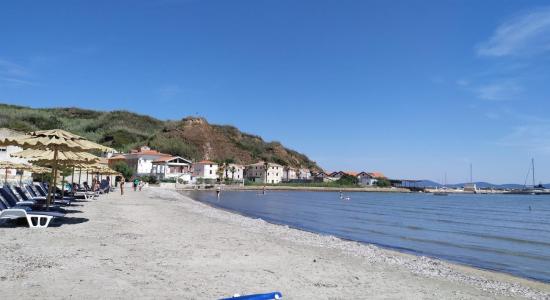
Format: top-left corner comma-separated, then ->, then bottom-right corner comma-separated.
0,208 -> 62,228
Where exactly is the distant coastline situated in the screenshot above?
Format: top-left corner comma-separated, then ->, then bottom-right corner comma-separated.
174,184 -> 410,193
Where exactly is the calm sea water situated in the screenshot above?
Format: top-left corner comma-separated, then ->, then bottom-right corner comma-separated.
184,190 -> 550,283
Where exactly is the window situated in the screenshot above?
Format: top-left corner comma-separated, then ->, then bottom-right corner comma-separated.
209,170 -> 212,174
210,164 -> 212,167
276,173 -> 278,176
0,147 -> 6,152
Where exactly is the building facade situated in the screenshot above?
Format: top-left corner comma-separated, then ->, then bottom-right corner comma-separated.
245,162 -> 284,184
110,146 -> 171,176
192,160 -> 219,180
151,156 -> 192,179
223,163 -> 244,181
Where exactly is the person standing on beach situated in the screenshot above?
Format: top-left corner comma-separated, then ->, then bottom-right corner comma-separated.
216,186 -> 221,199
120,177 -> 125,195
133,178 -> 139,192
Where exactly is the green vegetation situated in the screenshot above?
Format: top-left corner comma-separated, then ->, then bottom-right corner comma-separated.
335,174 -> 359,186
140,175 -> 159,184
148,135 -> 200,161
112,162 -> 133,180
375,178 -> 391,187
0,104 -> 321,170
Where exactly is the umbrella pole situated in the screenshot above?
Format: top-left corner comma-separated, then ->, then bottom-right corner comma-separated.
71,166 -> 75,195
78,167 -> 82,185
19,170 -> 23,186
4,168 -> 8,185
47,149 -> 59,209
61,173 -> 65,198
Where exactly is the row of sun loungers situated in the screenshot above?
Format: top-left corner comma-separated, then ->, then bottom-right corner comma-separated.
0,181 -> 110,228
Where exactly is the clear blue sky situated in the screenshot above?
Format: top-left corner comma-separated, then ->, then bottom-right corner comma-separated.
2,0 -> 550,184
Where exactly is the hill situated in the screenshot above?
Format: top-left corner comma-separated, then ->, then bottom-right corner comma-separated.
416,180 -> 540,189
0,103 -> 321,171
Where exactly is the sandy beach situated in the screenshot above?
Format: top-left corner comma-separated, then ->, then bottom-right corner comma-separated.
1,187 -> 549,300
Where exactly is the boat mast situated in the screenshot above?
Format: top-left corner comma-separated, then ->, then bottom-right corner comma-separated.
470,163 -> 473,184
532,158 -> 536,187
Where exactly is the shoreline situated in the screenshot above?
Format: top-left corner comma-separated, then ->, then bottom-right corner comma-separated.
175,184 -> 410,193
174,188 -> 550,299
1,187 -> 549,299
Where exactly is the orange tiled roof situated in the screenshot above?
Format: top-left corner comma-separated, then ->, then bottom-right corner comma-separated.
153,156 -> 176,163
368,172 -> 386,178
196,160 -> 216,164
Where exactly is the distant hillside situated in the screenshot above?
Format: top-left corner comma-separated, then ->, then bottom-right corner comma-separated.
0,103 -> 321,171
416,180 -> 539,189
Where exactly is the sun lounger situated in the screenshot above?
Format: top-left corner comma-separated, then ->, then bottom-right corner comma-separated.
21,185 -> 71,206
0,187 -> 36,206
0,195 -> 64,228
33,183 -> 74,204
219,292 -> 283,300
1,186 -> 65,212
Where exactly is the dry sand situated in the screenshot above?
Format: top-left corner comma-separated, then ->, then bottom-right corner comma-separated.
1,187 -> 549,300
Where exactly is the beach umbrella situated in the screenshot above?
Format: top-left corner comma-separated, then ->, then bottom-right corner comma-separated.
1,129 -> 110,207
29,165 -> 52,183
11,149 -> 100,199
0,161 -> 32,185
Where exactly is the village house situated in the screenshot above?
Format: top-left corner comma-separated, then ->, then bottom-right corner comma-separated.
151,156 -> 192,180
192,160 -> 219,181
108,146 -> 170,176
283,167 -> 312,182
282,167 -> 298,182
312,171 -> 335,182
298,168 -> 312,180
357,171 -> 386,186
329,171 -> 359,180
245,162 -> 284,184
223,163 -> 244,181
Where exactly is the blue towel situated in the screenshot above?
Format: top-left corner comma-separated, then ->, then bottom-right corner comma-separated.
219,292 -> 282,300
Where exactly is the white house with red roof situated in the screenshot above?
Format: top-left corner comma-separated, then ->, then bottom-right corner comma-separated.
192,160 -> 219,180
357,171 -> 386,186
151,156 -> 192,179
109,145 -> 171,176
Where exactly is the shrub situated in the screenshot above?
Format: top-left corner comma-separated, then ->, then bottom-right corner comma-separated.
376,178 -> 391,187
113,162 -> 133,180
336,174 -> 358,186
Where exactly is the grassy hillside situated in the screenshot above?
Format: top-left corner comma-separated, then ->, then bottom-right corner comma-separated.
0,104 -> 321,171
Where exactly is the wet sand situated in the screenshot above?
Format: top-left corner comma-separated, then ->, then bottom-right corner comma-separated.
0,187 -> 549,299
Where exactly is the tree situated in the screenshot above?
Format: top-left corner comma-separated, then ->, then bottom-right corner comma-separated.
263,161 -> 269,184
216,164 -> 225,183
113,161 -> 133,180
336,174 -> 358,186
230,166 -> 237,181
376,178 -> 391,187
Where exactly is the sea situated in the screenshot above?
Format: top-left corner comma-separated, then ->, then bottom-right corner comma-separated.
185,190 -> 550,283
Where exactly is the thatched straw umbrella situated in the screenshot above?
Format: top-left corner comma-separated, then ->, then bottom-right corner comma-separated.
11,148 -> 101,199
1,129 -> 112,207
0,161 -> 32,185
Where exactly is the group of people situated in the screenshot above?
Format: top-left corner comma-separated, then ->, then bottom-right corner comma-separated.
119,177 -> 144,195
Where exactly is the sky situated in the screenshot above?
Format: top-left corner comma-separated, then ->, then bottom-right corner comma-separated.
1,0 -> 550,184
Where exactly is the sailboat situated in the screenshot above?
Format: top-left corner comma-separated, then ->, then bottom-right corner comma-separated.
434,173 -> 449,196
507,159 -> 550,195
